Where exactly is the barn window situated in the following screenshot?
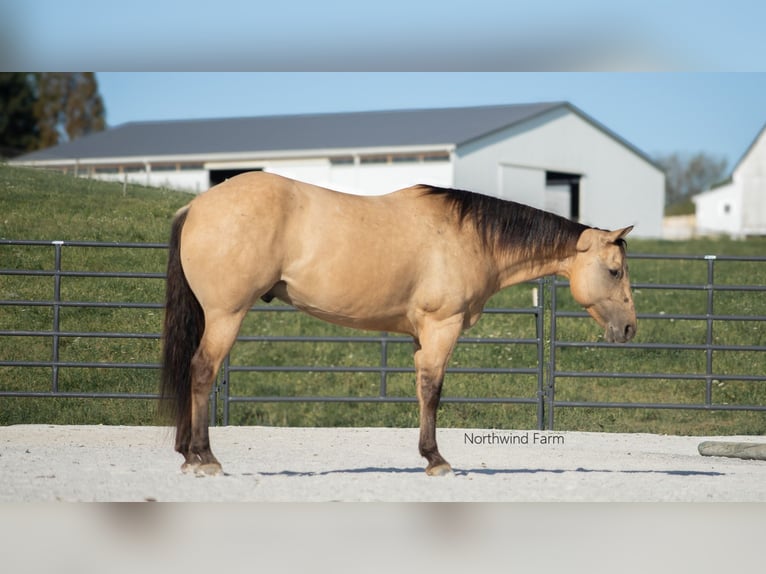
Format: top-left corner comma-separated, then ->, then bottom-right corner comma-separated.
360,155 -> 389,164
422,152 -> 450,162
94,166 -> 119,174
179,163 -> 204,171
152,164 -> 178,172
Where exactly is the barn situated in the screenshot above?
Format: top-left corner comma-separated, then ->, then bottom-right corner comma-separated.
10,102 -> 665,237
693,122 -> 766,237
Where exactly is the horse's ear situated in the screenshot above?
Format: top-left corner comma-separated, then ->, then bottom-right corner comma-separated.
577,226 -> 633,251
607,226 -> 634,243
576,228 -> 595,252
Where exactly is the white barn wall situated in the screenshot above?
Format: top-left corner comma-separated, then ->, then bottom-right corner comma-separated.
454,107 -> 664,237
498,164 -> 546,207
85,157 -> 454,196
83,169 -> 208,193
693,184 -> 742,236
262,159 -> 332,189
201,157 -> 452,196
348,161 -> 452,195
149,170 -> 208,193
738,130 -> 766,234
742,179 -> 766,235
272,160 -> 452,195
693,125 -> 766,237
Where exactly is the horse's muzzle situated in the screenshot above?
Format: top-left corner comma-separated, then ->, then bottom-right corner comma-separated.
606,322 -> 636,344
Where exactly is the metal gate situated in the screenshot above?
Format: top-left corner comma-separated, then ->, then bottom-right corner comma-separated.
2,240 -> 765,429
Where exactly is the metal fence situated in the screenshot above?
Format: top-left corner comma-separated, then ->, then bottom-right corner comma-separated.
2,239 -> 765,429
548,253 -> 766,428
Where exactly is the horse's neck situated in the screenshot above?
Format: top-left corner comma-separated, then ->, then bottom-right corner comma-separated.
475,208 -> 585,291
494,246 -> 576,289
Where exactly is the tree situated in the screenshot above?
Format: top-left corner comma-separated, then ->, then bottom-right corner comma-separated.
0,73 -> 39,157
33,72 -> 106,148
655,152 -> 728,208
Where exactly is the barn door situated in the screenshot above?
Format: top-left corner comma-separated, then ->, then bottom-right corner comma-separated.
498,164 -> 546,209
545,171 -> 581,222
499,165 -> 581,222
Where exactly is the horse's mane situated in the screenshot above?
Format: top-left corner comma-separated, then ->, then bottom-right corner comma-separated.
419,185 -> 591,260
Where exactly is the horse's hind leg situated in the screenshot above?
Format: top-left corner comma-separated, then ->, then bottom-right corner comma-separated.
184,310 -> 245,476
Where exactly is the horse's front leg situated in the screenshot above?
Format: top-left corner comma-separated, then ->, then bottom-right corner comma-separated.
413,318 -> 462,476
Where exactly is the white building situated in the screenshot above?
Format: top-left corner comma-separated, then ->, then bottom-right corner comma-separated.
11,102 -> 665,237
693,122 -> 766,237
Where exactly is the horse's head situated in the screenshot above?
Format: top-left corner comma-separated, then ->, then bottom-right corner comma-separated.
568,226 -> 637,343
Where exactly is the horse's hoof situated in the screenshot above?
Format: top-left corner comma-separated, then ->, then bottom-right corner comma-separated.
195,463 -> 223,477
180,461 -> 199,474
426,463 -> 453,477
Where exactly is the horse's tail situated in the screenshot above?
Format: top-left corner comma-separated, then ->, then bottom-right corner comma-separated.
159,205 -> 204,435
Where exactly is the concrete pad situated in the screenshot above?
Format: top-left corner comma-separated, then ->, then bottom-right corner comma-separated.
698,440 -> 766,460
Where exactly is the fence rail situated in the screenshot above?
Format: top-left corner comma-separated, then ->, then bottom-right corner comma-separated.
2,239 -> 765,430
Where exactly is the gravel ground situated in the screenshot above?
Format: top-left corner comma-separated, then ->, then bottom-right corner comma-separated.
1,424 -> 765,502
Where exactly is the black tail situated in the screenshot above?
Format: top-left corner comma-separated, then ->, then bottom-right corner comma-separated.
159,206 -> 204,437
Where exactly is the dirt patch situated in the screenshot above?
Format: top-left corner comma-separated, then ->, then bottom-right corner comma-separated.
1,425 -> 764,501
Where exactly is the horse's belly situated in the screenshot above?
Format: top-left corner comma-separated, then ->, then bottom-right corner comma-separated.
275,279 -> 413,334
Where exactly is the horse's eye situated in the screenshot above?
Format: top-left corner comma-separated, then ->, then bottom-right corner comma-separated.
609,268 -> 621,279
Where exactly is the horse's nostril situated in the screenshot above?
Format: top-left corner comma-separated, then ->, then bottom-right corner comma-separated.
625,324 -> 636,340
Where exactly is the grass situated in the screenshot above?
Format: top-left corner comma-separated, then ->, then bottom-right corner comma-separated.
0,166 -> 192,426
1,164 -> 765,435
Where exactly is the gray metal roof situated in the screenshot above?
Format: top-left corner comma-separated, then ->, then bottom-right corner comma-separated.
14,102 -> 565,161
12,101 -> 658,168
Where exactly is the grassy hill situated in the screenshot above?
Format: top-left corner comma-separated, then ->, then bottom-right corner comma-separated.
0,165 -> 194,242
1,165 -> 764,435
1,166 -> 193,426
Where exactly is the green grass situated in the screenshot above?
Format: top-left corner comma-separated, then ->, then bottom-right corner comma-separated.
1,164 -> 765,435
0,166 -> 192,426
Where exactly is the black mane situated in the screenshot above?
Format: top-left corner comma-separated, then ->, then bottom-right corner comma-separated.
421,185 -> 590,260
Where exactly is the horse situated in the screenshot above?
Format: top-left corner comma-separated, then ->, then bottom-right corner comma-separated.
160,172 -> 636,476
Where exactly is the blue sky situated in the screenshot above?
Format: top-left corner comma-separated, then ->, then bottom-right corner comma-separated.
4,2 -> 766,169
96,73 -> 766,169
6,1 -> 766,72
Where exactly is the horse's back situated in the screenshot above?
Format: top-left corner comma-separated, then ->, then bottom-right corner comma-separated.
188,171 -> 433,245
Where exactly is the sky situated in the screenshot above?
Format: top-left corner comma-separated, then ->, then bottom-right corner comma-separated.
5,1 -> 766,72
95,73 -> 766,170
4,2 -> 766,170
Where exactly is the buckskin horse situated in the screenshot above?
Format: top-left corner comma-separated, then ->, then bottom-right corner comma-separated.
161,172 -> 636,476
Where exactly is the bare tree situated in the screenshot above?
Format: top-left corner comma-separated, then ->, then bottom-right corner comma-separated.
656,152 -> 728,207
